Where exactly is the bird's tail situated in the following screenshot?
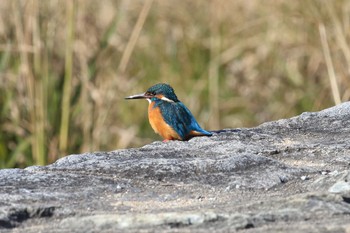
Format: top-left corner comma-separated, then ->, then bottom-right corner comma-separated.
189,128 -> 212,137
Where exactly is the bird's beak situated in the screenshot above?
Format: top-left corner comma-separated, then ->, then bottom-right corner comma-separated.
125,92 -> 152,100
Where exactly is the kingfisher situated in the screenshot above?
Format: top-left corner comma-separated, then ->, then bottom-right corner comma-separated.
125,83 -> 212,141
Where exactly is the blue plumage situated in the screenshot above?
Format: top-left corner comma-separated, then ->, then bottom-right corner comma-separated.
151,97 -> 212,140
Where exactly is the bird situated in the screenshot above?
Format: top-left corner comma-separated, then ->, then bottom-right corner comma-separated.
125,83 -> 212,141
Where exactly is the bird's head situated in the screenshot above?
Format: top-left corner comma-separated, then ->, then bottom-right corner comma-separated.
125,83 -> 179,103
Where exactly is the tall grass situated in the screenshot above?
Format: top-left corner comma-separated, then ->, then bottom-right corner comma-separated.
59,0 -> 75,156
0,0 -> 349,168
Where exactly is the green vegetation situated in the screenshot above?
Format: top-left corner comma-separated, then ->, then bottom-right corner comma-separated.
0,1 -> 349,168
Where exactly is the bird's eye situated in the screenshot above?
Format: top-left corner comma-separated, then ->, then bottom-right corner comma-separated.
151,91 -> 156,95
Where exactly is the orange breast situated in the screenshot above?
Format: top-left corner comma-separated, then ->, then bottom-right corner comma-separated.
148,102 -> 182,140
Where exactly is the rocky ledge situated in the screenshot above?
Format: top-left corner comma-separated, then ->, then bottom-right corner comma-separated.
1,103 -> 350,232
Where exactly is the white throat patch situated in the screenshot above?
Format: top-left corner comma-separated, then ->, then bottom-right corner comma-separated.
160,96 -> 174,103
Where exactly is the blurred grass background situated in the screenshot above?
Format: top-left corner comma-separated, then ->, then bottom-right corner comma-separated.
0,0 -> 349,168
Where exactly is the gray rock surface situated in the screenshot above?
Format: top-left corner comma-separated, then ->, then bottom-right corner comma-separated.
1,102 -> 350,232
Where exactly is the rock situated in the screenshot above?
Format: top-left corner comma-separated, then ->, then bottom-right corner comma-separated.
311,170 -> 350,199
1,102 -> 350,232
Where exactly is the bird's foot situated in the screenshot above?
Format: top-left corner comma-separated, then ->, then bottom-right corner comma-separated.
163,139 -> 170,142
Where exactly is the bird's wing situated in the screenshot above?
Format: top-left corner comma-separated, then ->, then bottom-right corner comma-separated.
160,101 -> 211,139
158,101 -> 189,139
176,102 -> 212,136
